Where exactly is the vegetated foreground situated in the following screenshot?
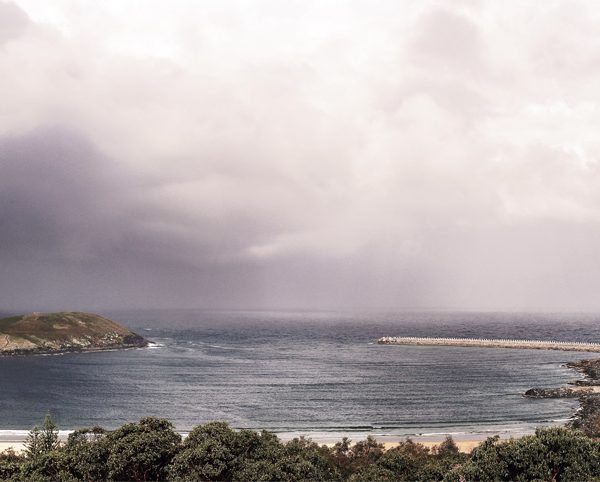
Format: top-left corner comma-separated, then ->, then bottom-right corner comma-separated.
2,414 -> 600,482
0,312 -> 147,355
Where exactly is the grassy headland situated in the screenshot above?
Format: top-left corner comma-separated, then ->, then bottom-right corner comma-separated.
0,312 -> 147,355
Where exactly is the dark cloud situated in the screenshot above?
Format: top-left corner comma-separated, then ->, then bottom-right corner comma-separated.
0,126 -> 126,259
1,1 -> 600,311
0,127 -> 267,309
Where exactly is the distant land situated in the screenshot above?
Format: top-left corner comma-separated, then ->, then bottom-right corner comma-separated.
0,312 -> 148,356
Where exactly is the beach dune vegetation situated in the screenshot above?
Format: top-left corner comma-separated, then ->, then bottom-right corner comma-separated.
2,416 -> 600,481
445,427 -> 600,482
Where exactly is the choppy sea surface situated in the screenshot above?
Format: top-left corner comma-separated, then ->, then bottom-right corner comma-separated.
0,311 -> 597,439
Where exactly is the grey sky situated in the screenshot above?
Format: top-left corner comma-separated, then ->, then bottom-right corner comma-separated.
2,0 -> 600,311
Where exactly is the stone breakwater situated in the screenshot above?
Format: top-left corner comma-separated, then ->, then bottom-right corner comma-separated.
377,336 -> 600,352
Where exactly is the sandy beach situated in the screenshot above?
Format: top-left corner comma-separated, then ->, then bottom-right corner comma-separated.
271,426 -> 536,453
0,442 -> 23,453
0,430 -> 520,455
0,438 -> 506,455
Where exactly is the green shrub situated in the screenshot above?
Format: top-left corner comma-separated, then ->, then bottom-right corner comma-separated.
446,427 -> 600,482
106,417 -> 181,481
0,448 -> 24,482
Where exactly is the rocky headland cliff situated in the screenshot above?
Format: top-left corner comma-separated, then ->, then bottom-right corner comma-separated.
0,312 -> 148,356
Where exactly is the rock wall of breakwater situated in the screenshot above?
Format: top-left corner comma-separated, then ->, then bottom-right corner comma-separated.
377,336 -> 600,352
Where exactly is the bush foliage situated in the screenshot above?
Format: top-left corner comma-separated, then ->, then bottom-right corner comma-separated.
2,416 -> 600,481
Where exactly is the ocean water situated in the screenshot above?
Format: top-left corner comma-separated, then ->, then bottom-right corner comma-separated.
0,310 -> 597,439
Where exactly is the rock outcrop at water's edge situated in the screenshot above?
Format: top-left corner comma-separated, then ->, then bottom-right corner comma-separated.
524,356 -> 600,434
567,358 -> 600,379
0,312 -> 148,356
524,358 -> 600,399
524,387 -> 593,399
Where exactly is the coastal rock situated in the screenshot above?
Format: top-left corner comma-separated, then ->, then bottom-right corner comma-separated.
524,387 -> 592,399
0,312 -> 148,356
567,359 -> 600,379
570,379 -> 600,387
570,394 -> 600,435
524,357 -> 600,433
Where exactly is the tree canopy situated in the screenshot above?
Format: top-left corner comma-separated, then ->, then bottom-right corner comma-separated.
2,417 -> 600,482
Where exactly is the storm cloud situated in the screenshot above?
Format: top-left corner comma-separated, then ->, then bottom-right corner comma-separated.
2,0 -> 600,311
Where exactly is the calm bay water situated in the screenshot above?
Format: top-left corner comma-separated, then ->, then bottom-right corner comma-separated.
0,311 -> 597,438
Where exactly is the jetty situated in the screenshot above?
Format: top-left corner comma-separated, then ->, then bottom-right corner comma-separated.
377,336 -> 600,352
